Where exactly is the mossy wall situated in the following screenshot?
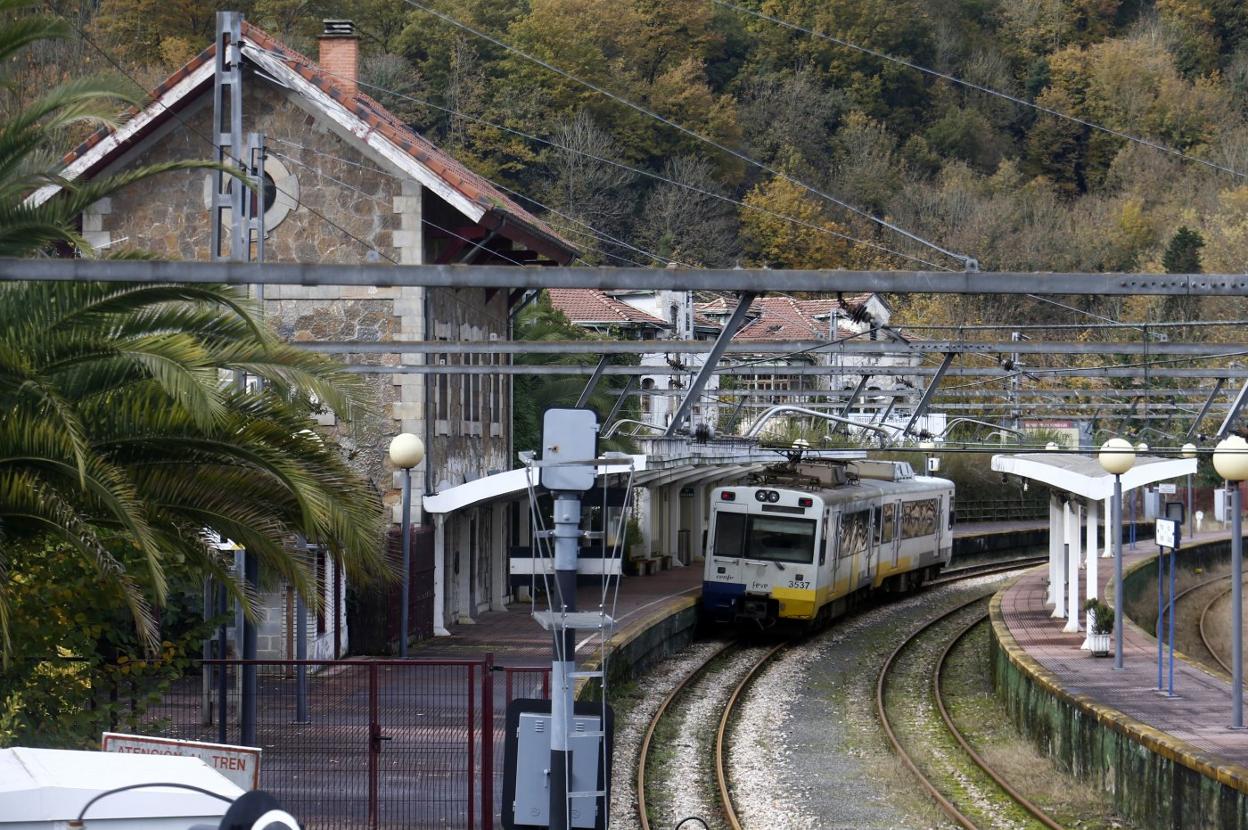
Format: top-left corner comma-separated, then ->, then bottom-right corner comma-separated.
990,590 -> 1248,830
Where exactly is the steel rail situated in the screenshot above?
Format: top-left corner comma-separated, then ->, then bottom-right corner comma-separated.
715,642 -> 788,830
935,612 -> 1065,830
926,557 -> 1047,588
1199,583 -> 1240,677
636,639 -> 738,830
8,257 -> 1248,295
876,595 -> 985,830
1153,572 -> 1244,674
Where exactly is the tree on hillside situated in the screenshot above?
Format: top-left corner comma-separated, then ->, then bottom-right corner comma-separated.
1163,225 -> 1205,273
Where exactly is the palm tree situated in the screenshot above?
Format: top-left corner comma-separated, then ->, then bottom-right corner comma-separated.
0,280 -> 387,658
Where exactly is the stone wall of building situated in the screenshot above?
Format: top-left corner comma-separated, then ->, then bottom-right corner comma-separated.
93,73 -> 518,629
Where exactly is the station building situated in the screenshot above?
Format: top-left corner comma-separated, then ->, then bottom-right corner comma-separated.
33,16 -> 579,654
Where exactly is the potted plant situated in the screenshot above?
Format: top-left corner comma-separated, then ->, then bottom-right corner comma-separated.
1084,598 -> 1114,657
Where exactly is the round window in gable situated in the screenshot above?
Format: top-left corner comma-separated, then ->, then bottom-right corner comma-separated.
201,155 -> 298,231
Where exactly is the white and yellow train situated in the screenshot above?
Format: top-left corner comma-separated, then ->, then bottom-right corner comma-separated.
701,460 -> 954,629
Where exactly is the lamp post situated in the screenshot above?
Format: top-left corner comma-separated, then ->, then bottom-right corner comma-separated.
1100,438 -> 1136,670
1214,435 -> 1248,728
1183,442 -> 1198,538
389,433 -> 426,658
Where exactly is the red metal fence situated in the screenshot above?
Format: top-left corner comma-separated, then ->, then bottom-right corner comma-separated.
137,656 -> 549,829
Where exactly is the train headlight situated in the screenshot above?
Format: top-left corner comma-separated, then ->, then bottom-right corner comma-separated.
767,490 -> 780,503
755,489 -> 768,502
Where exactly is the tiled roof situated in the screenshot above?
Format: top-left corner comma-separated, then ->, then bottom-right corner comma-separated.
690,295 -> 872,341
547,289 -> 669,327
46,22 -> 577,264
736,296 -> 841,341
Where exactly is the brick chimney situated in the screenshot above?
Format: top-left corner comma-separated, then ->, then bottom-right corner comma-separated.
318,20 -> 358,94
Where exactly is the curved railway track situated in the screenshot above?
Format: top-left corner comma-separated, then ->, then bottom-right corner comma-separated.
877,595 -> 1065,830
1156,571 -> 1244,674
926,555 -> 1046,589
1198,582 -> 1246,676
636,554 -> 1045,830
636,639 -> 785,830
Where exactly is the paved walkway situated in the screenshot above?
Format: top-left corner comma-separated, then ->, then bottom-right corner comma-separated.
1000,527 -> 1248,768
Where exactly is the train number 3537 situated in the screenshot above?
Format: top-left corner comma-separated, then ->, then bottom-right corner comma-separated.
787,580 -> 811,590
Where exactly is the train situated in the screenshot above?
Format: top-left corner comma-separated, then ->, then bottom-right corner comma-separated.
701,458 -> 954,629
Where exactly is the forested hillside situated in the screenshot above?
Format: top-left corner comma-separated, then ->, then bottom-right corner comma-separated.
20,0 -> 1248,326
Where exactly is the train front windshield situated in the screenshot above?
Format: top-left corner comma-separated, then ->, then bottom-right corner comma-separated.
712,513 -> 817,564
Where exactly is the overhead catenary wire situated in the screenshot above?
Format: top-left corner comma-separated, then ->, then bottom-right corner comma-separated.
399,0 -> 978,270
714,0 -> 1248,182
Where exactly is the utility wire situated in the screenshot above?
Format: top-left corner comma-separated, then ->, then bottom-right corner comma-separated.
714,0 -> 1247,181
268,138 -> 673,269
256,62 -> 951,272
399,0 -> 977,270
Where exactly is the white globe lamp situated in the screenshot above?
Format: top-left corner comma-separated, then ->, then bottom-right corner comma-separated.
389,432 -> 425,658
1098,438 -> 1135,476
1215,434 -> 1248,728
1214,435 -> 1248,481
389,433 -> 425,469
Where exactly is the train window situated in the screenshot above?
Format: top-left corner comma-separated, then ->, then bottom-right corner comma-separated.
712,512 -> 746,558
839,511 -> 869,559
901,499 -> 938,539
747,516 -> 817,564
880,503 -> 895,543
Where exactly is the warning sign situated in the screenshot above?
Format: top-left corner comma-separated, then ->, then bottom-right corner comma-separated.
102,732 -> 261,790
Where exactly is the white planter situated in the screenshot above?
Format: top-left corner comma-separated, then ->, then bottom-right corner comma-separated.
1088,632 -> 1111,656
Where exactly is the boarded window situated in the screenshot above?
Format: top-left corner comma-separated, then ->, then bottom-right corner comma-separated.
838,510 -> 870,559
901,499 -> 938,539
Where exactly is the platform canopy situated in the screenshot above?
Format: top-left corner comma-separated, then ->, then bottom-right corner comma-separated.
990,452 -> 1197,498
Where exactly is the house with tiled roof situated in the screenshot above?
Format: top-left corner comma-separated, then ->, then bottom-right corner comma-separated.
693,293 -> 920,436
38,15 -> 580,655
546,289 -> 671,336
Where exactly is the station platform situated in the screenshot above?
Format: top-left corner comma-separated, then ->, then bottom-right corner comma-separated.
410,519 -> 1047,667
996,527 -> 1248,774
410,564 -> 702,666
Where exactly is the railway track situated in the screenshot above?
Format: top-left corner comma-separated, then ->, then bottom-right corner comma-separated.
636,638 -> 785,830
1198,581 -> 1248,677
635,553 -> 1043,830
877,595 -> 1065,830
1155,571 -> 1243,674
927,555 -> 1046,589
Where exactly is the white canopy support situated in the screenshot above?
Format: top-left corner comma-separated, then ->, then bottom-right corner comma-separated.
993,452 -> 1197,645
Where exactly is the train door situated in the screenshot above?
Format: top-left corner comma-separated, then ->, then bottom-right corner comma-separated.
867,505 -> 880,584
935,495 -> 944,556
827,511 -> 841,589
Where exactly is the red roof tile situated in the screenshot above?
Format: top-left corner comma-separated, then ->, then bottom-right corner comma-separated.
547,289 -> 669,328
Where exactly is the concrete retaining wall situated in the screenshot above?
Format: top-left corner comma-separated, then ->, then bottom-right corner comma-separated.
575,597 -> 700,701
990,584 -> 1248,829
